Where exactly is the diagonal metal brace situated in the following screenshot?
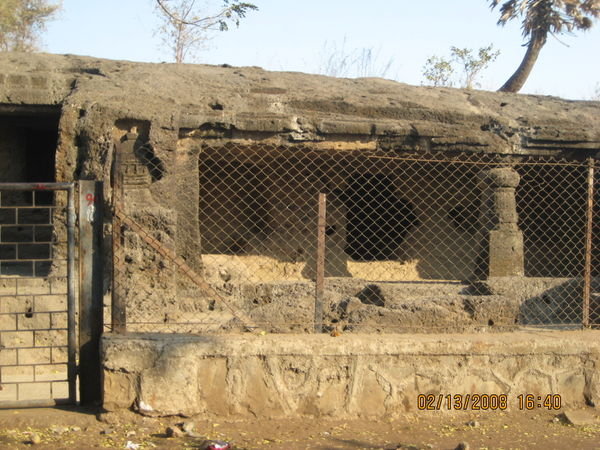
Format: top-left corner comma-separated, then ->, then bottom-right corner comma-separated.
114,207 -> 261,333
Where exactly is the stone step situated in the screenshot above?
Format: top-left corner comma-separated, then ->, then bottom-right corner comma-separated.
327,278 -> 469,303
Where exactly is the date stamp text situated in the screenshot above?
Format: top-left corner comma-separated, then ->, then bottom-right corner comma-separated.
416,393 -> 562,411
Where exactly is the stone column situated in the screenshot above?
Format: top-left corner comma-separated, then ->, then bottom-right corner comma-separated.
175,143 -> 203,274
475,167 -> 524,278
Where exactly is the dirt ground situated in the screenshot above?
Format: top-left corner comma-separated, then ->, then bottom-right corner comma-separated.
0,406 -> 599,449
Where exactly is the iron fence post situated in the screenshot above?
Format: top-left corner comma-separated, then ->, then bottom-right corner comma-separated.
583,158 -> 595,328
314,193 -> 326,333
78,180 -> 104,404
66,184 -> 77,403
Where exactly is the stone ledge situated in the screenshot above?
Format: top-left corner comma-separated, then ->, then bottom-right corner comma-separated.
102,331 -> 600,418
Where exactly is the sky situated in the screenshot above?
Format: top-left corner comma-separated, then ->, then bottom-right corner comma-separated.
43,0 -> 600,100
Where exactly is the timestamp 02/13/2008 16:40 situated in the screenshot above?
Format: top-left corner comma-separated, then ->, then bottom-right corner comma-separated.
416,393 -> 562,411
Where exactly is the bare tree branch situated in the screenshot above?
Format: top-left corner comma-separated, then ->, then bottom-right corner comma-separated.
154,0 -> 258,63
156,0 -> 257,31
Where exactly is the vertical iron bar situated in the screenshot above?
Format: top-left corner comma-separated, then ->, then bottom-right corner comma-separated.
314,193 -> 326,333
78,181 -> 104,404
112,150 -> 126,333
0,190 -> 2,392
583,158 -> 595,328
66,184 -> 77,403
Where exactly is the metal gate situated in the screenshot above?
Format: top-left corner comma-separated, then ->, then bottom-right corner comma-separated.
0,183 -> 76,406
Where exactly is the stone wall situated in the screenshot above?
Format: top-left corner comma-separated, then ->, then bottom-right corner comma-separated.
101,330 -> 600,418
0,277 -> 69,403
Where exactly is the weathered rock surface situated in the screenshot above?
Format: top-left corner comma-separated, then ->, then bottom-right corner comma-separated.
0,52 -> 599,161
560,409 -> 599,426
102,330 -> 600,418
2,53 -> 598,334
215,277 -> 586,334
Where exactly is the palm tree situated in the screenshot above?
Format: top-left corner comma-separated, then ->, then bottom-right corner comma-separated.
490,0 -> 599,93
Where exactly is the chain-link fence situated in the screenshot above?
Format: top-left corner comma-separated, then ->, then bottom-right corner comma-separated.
110,140 -> 599,334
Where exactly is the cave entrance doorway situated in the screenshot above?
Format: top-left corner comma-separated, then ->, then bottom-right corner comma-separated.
344,173 -> 418,261
0,106 -> 61,274
0,105 -> 60,195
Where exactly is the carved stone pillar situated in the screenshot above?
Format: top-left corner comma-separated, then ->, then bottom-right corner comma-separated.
475,167 -> 524,278
116,130 -> 154,208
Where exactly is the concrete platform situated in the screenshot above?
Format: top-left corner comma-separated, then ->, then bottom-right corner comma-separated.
101,330 -> 600,418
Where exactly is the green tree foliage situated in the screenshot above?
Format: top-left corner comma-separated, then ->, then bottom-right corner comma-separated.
155,0 -> 258,63
422,45 -> 500,88
451,45 -> 501,88
490,0 -> 600,93
0,0 -> 60,52
422,56 -> 454,87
